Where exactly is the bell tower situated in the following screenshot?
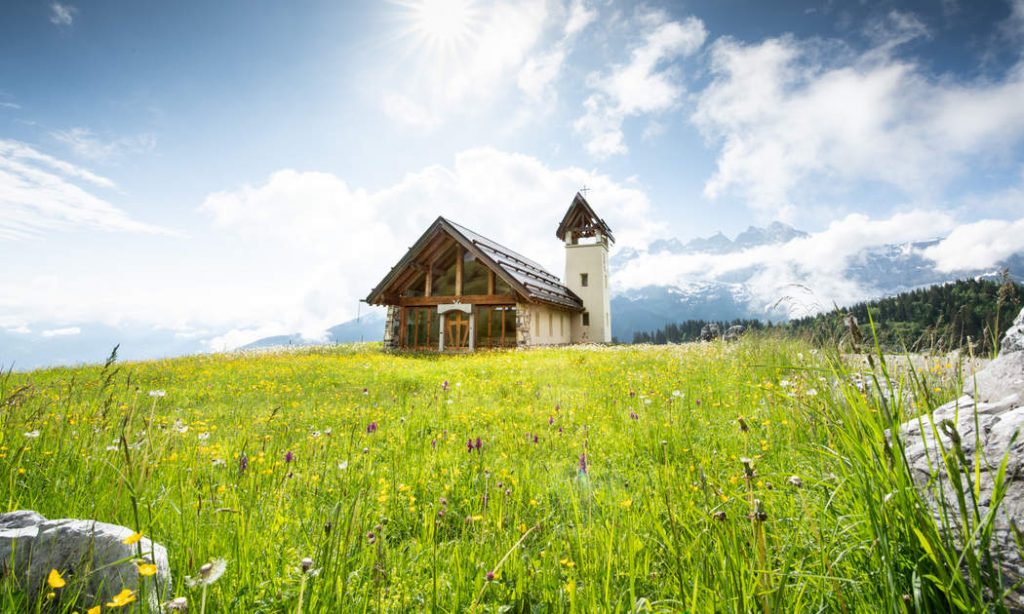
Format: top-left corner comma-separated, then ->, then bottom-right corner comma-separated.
557,192 -> 614,343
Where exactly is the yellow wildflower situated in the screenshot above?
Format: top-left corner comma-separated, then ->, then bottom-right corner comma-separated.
88,606 -> 101,614
122,532 -> 142,545
106,588 -> 136,608
137,563 -> 158,576
47,568 -> 65,589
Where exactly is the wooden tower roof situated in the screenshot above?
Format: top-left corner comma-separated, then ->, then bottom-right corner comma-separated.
555,192 -> 615,244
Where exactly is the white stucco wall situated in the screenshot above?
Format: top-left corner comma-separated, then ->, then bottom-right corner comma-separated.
528,304 -> 573,346
565,240 -> 612,343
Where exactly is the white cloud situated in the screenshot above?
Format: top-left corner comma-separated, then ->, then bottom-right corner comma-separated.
615,210 -> 957,317
517,48 -> 568,101
564,0 -> 597,37
575,11 -> 707,157
385,0 -> 552,124
923,217 -> 1024,272
205,325 -> 294,353
0,139 -> 168,239
50,2 -> 75,27
381,93 -> 441,131
51,128 -> 157,162
516,0 -> 597,103
197,147 -> 660,345
863,10 -> 930,52
693,24 -> 1024,218
41,326 -> 80,337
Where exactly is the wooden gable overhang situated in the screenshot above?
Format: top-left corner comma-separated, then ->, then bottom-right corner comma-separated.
365,217 -> 584,312
556,192 -> 615,244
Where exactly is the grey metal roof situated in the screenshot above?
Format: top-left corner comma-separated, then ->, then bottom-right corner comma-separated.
444,219 -> 584,311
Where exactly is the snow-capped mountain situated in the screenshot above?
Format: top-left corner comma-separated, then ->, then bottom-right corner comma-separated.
609,223 -> 1024,342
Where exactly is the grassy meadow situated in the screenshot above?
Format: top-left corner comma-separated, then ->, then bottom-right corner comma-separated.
0,337 -> 1005,612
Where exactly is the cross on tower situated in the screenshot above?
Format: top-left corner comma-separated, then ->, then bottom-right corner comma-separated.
579,185 -> 590,198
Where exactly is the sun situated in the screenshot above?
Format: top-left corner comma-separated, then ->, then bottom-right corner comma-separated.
396,0 -> 477,51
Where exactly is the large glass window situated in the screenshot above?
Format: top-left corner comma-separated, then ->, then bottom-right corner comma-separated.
462,252 -> 489,295
431,247 -> 458,296
475,305 -> 517,348
402,272 -> 425,297
404,307 -> 439,349
495,275 -> 513,295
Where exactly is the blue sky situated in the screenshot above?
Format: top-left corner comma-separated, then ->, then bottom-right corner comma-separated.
2,0 -> 1024,350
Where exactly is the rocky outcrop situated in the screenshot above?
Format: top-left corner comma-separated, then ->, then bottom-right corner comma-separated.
898,307 -> 1024,607
724,324 -> 746,341
699,323 -> 721,341
0,511 -> 171,612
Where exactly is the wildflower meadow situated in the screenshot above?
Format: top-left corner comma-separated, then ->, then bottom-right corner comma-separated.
0,337 -> 994,612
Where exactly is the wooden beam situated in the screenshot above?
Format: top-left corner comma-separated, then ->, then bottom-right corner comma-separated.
425,267 -> 432,297
399,294 -> 517,307
421,236 -> 453,269
398,307 -> 408,346
487,270 -> 494,295
455,245 -> 463,297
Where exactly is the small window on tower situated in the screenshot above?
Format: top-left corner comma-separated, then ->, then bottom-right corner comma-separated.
582,312 -> 590,326
580,273 -> 589,287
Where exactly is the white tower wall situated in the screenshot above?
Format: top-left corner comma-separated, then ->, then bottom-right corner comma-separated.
565,237 -> 611,343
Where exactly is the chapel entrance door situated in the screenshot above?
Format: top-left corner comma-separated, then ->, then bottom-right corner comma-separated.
445,311 -> 470,350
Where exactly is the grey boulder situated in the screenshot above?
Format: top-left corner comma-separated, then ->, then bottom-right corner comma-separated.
0,511 -> 172,612
724,325 -> 746,341
897,306 -> 1024,607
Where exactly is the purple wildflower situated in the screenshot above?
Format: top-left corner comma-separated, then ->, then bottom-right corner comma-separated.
533,434 -> 539,444
239,452 -> 249,472
558,426 -> 563,434
486,571 -> 495,581
549,416 -> 554,425
629,411 -> 639,420
475,437 -> 482,450
578,453 -> 588,475
555,404 -> 560,412
367,422 -> 378,434
431,438 -> 437,449
442,380 -> 449,392
285,451 -> 294,463
467,438 -> 474,453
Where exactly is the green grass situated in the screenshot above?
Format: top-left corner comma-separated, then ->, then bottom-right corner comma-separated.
0,336 -> 1014,612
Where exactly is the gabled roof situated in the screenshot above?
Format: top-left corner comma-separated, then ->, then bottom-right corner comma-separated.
365,217 -> 584,311
556,192 -> 615,244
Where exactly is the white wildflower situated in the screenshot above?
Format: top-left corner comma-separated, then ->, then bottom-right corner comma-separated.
186,558 -> 227,587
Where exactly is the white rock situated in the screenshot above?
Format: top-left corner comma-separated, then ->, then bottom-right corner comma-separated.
896,307 -> 1024,608
0,511 -> 172,612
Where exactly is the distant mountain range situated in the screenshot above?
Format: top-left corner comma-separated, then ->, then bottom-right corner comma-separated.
610,223 -> 1024,342
6,223 -> 1022,370
240,312 -> 385,350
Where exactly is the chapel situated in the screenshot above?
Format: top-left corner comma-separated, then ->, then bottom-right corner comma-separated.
365,192 -> 613,350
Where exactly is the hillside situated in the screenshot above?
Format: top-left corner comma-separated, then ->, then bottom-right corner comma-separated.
787,276 -> 1023,353
2,339 -> 1010,611
631,277 -> 1023,353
